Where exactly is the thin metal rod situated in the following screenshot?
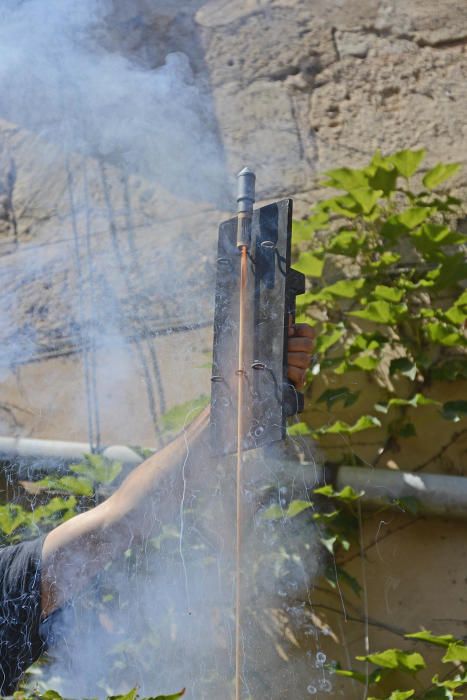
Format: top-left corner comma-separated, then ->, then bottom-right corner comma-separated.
235,245 -> 248,700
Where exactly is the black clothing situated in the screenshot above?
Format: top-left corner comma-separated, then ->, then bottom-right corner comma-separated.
0,538 -> 46,696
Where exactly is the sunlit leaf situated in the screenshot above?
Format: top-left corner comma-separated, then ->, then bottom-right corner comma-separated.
349,301 -> 407,324
262,499 -> 313,521
295,252 -> 324,277
287,421 -> 312,436
316,325 -> 345,354
426,322 -> 465,347
314,484 -> 364,502
348,187 -> 383,214
442,643 -> 467,663
375,394 -> 440,414
34,475 -> 94,497
323,167 -> 369,191
314,415 -> 381,436
405,631 -> 459,648
324,278 -> 366,298
422,163 -> 461,189
357,649 -> 426,673
389,149 -> 426,178
373,285 -> 405,303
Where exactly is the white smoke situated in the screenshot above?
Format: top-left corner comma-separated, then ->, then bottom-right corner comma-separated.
0,2 -> 326,697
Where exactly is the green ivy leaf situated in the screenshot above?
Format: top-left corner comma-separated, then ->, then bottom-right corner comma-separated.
430,358 -> 467,381
389,149 -> 426,178
286,500 -> 314,518
327,230 -> 366,256
373,285 -> 405,303
314,484 -> 364,502
368,164 -> 398,196
405,631 -> 459,648
323,167 -> 369,191
442,401 -> 467,422
393,495 -> 420,514
324,278 -> 366,298
317,387 -> 360,410
427,254 -> 467,290
349,301 -> 407,324
422,689 -> 454,700
386,691 -> 415,700
34,475 -> 94,497
334,668 -> 368,684
426,322 -> 465,347
160,395 -> 210,434
398,207 -> 432,229
262,500 -> 313,521
295,251 -> 325,277
108,689 -> 138,700
390,358 -> 418,380
153,691 -> 186,700
321,534 -> 338,553
356,649 -> 426,673
375,394 -> 441,414
314,415 -> 381,436
348,187 -> 383,214
0,505 -> 30,536
422,163 -> 461,189
442,643 -> 467,663
287,421 -> 312,436
316,325 -> 346,354
293,213 -> 329,243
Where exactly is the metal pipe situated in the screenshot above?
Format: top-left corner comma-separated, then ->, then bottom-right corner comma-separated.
236,166 -> 256,249
0,437 -> 466,518
0,436 -> 143,479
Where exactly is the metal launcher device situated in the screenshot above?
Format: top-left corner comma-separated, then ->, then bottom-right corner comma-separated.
210,168 -> 306,456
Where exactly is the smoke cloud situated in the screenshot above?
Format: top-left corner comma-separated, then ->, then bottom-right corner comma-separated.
0,2 -> 326,697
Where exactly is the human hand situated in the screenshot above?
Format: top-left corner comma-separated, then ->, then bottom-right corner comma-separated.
287,322 -> 315,390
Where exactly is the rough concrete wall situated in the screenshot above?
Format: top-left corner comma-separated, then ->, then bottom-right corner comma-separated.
196,0 -> 467,213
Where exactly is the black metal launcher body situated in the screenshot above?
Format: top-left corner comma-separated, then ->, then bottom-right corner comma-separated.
210,197 -> 305,456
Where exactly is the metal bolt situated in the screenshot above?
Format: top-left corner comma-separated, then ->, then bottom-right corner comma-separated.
251,361 -> 267,370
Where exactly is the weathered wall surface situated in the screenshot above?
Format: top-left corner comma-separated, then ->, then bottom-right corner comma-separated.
0,0 -> 466,697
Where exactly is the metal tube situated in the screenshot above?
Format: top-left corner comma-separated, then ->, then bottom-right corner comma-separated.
0,436 -> 143,479
1,437 -> 466,518
236,166 -> 256,249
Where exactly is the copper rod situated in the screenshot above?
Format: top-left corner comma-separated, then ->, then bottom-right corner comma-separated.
235,244 -> 248,700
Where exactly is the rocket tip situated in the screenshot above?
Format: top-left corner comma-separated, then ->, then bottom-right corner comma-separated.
237,166 -> 256,179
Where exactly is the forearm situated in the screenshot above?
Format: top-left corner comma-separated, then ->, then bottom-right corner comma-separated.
41,407 -> 210,616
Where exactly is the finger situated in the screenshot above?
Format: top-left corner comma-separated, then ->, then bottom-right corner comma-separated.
287,336 -> 315,353
293,323 -> 315,339
288,351 -> 311,370
287,365 -> 306,390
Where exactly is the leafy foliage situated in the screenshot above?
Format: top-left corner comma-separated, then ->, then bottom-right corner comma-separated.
293,148 -> 466,460
292,149 -> 466,699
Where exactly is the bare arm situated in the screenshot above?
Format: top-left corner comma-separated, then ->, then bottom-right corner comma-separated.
40,323 -> 315,618
41,406 -> 210,617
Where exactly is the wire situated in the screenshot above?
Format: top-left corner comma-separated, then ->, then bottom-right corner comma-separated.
235,244 -> 248,700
